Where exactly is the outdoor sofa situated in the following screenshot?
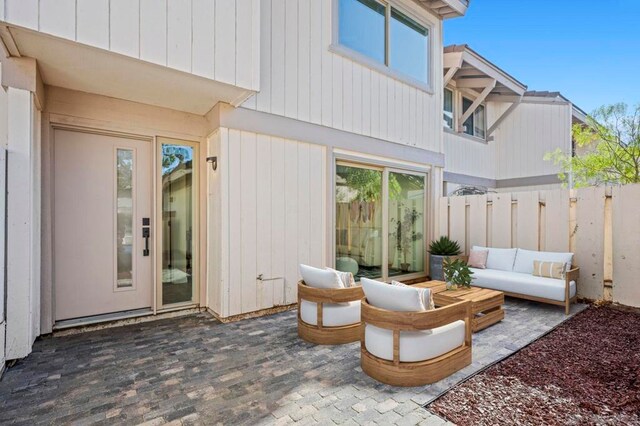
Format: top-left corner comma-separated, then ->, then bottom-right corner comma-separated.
469,246 -> 579,314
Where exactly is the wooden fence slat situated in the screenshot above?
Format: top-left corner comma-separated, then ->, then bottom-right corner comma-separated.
437,197 -> 449,238
543,188 -> 570,252
612,185 -> 640,307
515,191 -> 539,250
450,196 -> 467,254
468,194 -> 487,250
491,193 -> 512,248
574,186 -> 605,300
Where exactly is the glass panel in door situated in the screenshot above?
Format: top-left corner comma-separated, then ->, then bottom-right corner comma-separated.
335,164 -> 383,281
161,144 -> 194,305
388,172 -> 426,277
116,148 -> 134,289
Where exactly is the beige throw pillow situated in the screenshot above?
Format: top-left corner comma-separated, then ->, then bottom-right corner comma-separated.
468,249 -> 489,269
532,260 -> 565,279
391,281 -> 435,310
325,267 -> 356,288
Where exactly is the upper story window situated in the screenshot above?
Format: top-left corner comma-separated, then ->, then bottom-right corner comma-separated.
462,97 -> 486,139
338,0 -> 430,87
443,88 -> 454,129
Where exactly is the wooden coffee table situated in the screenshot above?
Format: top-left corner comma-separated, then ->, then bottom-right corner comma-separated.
413,281 -> 505,332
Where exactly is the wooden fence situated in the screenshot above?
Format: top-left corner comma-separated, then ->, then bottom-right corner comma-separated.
437,185 -> 640,307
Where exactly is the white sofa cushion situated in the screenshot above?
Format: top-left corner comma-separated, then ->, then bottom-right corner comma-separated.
513,249 -> 574,275
473,246 -> 517,272
364,321 -> 465,363
299,264 -> 344,289
299,300 -> 361,327
470,268 -> 576,302
361,278 -> 424,312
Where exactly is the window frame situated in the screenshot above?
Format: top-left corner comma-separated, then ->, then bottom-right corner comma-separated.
444,85 -> 488,142
331,0 -> 434,93
333,156 -> 431,283
443,88 -> 454,129
461,95 -> 487,139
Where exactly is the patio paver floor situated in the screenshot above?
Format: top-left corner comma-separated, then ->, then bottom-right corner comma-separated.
0,299 -> 586,425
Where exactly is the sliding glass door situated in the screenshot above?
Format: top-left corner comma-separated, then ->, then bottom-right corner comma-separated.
335,162 -> 427,281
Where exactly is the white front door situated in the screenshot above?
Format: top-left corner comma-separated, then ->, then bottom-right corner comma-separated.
53,129 -> 153,321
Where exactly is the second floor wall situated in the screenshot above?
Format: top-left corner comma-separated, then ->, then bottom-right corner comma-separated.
445,101 -> 573,181
242,0 -> 445,154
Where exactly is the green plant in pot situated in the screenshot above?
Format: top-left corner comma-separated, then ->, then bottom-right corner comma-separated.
428,236 -> 462,281
443,258 -> 473,290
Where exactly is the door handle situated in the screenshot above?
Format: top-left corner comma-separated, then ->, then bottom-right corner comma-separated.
142,226 -> 150,256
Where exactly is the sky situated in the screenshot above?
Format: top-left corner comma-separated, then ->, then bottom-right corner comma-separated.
443,0 -> 640,114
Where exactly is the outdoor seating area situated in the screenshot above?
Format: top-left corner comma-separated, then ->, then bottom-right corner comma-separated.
0,299 -> 587,425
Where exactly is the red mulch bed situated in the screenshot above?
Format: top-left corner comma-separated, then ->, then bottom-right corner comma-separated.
430,306 -> 640,425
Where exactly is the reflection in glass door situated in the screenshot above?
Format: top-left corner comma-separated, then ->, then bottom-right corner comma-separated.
388,171 -> 426,277
335,164 -> 384,281
161,143 -> 195,305
335,162 -> 427,282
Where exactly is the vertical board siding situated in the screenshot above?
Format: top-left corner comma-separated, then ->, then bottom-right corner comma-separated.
218,129 -> 325,316
574,187 -> 605,300
140,0 -> 168,66
110,0 -> 141,58
5,0 -> 259,90
242,0 -> 442,153
611,185 -> 640,307
76,0 -> 109,49
39,0 -> 75,40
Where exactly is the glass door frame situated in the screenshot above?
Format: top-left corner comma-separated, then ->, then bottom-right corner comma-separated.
333,157 -> 430,282
155,137 -> 200,310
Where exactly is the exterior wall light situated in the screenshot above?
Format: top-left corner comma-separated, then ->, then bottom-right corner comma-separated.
206,156 -> 218,171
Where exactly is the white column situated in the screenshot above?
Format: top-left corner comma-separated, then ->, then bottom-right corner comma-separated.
6,87 -> 41,360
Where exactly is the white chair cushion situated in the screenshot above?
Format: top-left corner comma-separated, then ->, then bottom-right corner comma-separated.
361,278 -> 424,312
299,300 -> 361,327
513,249 -> 574,275
299,264 -> 344,289
470,268 -> 576,302
364,321 -> 465,363
473,246 -> 517,272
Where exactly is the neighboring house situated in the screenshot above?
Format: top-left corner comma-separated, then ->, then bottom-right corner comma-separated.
0,0 -> 469,366
441,45 -> 587,195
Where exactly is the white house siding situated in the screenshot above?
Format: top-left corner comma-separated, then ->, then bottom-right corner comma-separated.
443,131 -> 496,179
2,0 -> 260,90
242,0 -> 443,154
495,102 -> 572,180
210,127 -> 325,317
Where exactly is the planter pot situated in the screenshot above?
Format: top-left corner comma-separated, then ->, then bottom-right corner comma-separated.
429,254 -> 465,281
400,263 -> 411,272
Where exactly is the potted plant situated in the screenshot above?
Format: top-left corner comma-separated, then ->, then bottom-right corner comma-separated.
428,236 -> 463,281
389,204 -> 423,273
443,257 -> 474,290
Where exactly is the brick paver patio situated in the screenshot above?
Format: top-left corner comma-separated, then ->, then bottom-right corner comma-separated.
0,299 -> 586,425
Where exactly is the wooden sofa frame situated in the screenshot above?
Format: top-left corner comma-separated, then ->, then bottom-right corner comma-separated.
500,267 -> 580,315
297,280 -> 364,345
360,299 -> 472,387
